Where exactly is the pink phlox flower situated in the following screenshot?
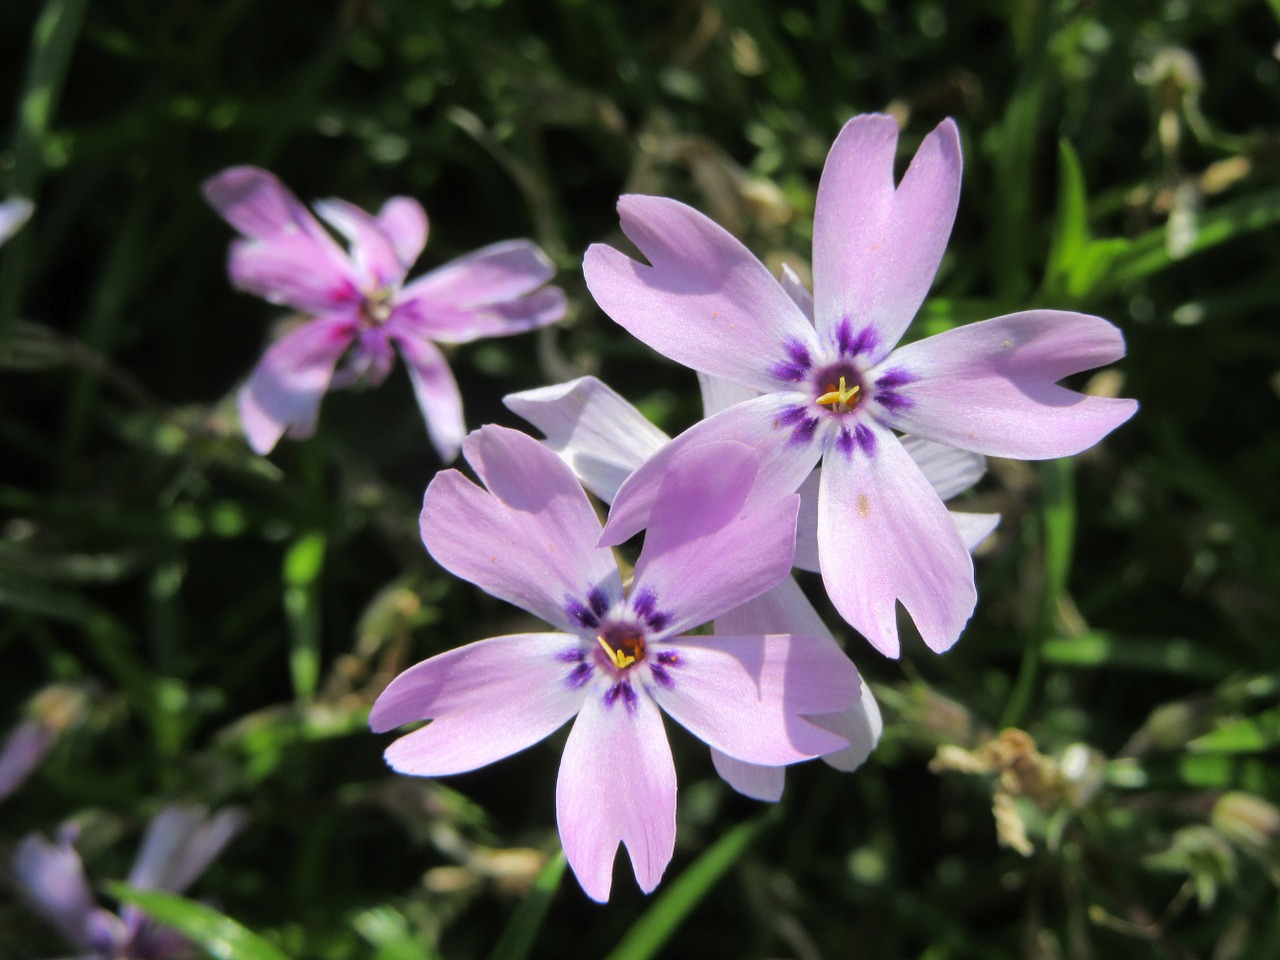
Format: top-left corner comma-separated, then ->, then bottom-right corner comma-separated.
583,113 -> 1137,658
505,372 -> 997,801
13,805 -> 246,959
202,167 -> 567,461
370,424 -> 861,901
0,196 -> 34,246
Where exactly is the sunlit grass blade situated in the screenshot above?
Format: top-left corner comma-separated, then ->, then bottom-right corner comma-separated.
1002,457 -> 1075,728
1042,632 -> 1235,679
603,811 -> 777,960
487,850 -> 567,960
107,884 -> 292,960
1095,187 -> 1280,296
284,530 -> 327,703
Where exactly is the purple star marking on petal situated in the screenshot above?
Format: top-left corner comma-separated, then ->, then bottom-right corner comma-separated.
564,596 -> 600,629
588,586 -> 610,619
836,318 -> 878,358
631,589 -> 672,632
787,415 -> 819,447
854,423 -> 877,456
770,338 -> 814,383
836,426 -> 856,458
566,662 -> 594,689
604,681 -> 639,714
649,663 -> 676,689
875,367 -> 916,389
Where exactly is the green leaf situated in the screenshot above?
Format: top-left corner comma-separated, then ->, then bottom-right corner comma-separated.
284,531 -> 327,702
1045,139 -> 1089,293
107,884 -> 293,960
1191,707 -> 1280,754
1041,631 -> 1235,679
487,851 -> 567,960
1094,186 -> 1280,296
604,812 -> 776,960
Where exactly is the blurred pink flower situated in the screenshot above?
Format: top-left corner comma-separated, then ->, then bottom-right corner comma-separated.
584,114 -> 1137,657
371,425 -> 860,901
14,806 -> 245,959
203,168 -> 566,460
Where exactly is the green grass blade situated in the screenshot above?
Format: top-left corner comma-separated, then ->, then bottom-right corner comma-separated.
0,0 -> 90,331
107,884 -> 293,960
604,812 -> 776,960
283,530 -> 327,704
487,850 -> 568,960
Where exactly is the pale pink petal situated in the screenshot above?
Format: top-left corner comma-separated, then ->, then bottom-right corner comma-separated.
901,435 -> 987,501
817,421 -> 976,657
814,686 -> 884,772
812,115 -> 961,360
630,441 -> 799,635
779,263 -> 814,322
314,198 -> 406,290
202,166 -> 324,240
420,425 -> 621,632
373,633 -> 587,775
13,831 -> 118,951
504,376 -> 669,504
953,511 -> 1001,551
127,806 -> 245,894
709,750 -> 785,802
205,167 -> 358,311
878,310 -> 1139,458
227,234 -> 361,313
584,195 -> 817,394
715,575 -> 831,641
793,469 -> 822,573
649,633 -> 857,764
602,393 -> 819,547
395,285 -> 566,345
0,197 -> 34,246
556,687 -> 675,902
400,239 -> 556,306
377,196 -> 429,269
237,316 -> 358,454
393,335 -> 465,462
696,372 -> 758,418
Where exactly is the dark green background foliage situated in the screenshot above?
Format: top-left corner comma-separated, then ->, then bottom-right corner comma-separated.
2,0 -> 1279,957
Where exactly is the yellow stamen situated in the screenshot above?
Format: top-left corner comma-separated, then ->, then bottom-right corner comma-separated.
596,635 -> 636,669
815,375 -> 860,408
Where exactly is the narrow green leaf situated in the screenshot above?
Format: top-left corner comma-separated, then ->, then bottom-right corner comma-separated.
107,884 -> 292,960
1045,139 -> 1089,292
284,531 -> 326,703
604,812 -> 776,960
1191,708 -> 1280,755
487,851 -> 567,960
1094,187 -> 1280,296
1041,631 -> 1235,678
1002,458 -> 1074,728
1,0 -> 90,331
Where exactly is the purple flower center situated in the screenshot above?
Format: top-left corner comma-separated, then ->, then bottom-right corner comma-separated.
596,623 -> 647,669
359,288 -> 395,327
811,361 -> 865,415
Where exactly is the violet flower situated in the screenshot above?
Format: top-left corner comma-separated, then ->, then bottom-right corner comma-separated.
583,113 -> 1137,657
505,373 -> 997,801
203,168 -> 566,461
0,686 -> 89,804
370,425 -> 861,900
0,197 -> 34,246
13,806 -> 245,959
